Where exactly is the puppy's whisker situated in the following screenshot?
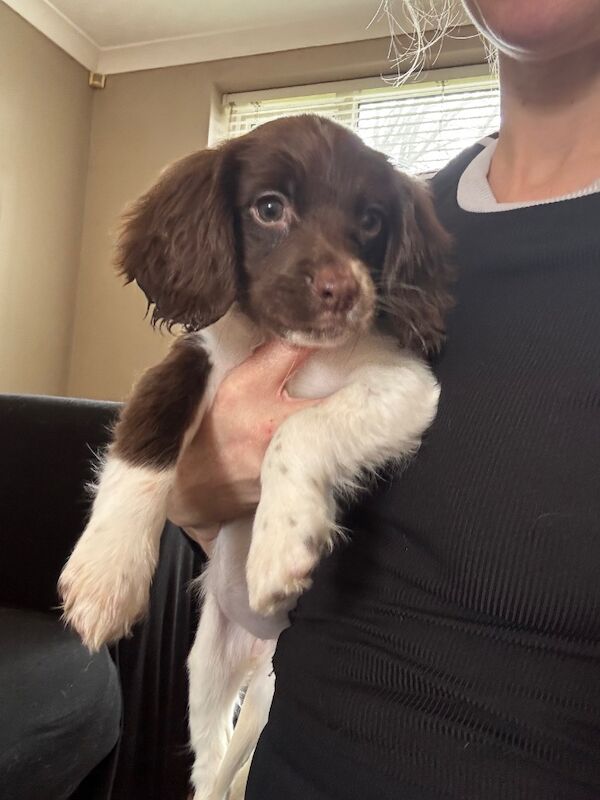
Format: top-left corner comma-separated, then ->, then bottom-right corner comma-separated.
374,299 -> 399,314
373,279 -> 429,297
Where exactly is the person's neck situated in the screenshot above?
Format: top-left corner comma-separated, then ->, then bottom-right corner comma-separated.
489,46 -> 600,203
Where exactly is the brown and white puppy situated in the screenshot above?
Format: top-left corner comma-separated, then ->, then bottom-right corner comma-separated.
59,115 -> 452,800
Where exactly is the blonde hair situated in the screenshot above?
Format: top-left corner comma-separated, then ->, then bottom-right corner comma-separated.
371,0 -> 496,84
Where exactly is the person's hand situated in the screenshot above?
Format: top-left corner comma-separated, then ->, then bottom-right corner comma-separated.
167,340 -> 321,554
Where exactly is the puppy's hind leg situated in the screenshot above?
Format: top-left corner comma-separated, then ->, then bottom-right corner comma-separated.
59,335 -> 211,650
228,758 -> 252,800
188,588 -> 264,800
210,641 -> 276,800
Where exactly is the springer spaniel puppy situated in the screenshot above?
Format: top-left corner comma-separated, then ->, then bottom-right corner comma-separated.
59,115 -> 452,800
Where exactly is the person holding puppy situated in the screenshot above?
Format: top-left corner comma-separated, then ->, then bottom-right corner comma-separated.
171,1 -> 600,797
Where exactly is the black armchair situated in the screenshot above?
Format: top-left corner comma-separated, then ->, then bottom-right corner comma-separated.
0,394 -> 204,800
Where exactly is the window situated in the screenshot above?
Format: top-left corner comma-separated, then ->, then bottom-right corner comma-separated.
224,66 -> 500,175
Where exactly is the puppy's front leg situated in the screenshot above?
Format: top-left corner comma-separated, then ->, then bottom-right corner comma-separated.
246,354 -> 439,615
59,335 -> 210,650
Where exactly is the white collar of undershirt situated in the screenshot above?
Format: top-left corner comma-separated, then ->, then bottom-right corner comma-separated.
456,136 -> 600,213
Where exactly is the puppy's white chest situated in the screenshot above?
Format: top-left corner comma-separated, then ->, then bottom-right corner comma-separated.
285,336 -> 398,399
203,309 -> 402,402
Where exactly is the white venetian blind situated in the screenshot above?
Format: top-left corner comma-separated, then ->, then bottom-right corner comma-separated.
225,71 -> 500,175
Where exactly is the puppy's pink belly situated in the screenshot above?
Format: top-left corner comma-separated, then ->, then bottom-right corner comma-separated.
212,519 -> 289,640
220,587 -> 288,640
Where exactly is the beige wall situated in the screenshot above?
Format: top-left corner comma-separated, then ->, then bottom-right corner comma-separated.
0,2 -> 92,395
67,31 -> 486,401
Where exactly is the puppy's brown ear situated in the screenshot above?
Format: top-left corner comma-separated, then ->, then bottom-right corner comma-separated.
116,146 -> 237,330
381,175 -> 454,354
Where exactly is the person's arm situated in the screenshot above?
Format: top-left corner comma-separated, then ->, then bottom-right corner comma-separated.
167,340 -> 320,552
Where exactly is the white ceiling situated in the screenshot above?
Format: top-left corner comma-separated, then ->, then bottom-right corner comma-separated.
50,0 -> 387,48
1,0 -> 384,74
4,0 -> 467,76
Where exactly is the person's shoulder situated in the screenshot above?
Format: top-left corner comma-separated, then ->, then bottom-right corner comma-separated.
427,134 -> 497,200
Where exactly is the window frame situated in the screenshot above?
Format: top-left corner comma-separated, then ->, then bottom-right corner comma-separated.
218,64 -> 499,174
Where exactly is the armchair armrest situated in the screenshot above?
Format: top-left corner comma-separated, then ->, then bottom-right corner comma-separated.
0,393 -> 120,611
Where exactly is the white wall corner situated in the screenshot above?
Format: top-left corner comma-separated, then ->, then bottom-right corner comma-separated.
3,0 -> 99,71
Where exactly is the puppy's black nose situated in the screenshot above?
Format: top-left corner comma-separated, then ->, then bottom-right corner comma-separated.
310,266 -> 359,313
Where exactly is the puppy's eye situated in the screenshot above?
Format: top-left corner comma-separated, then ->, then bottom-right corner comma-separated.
359,207 -> 384,238
252,194 -> 287,225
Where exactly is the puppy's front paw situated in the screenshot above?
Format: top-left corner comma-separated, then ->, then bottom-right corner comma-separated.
59,526 -> 151,651
246,496 -> 334,616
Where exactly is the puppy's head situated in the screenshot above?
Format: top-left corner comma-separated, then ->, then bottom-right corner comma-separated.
117,115 -> 452,352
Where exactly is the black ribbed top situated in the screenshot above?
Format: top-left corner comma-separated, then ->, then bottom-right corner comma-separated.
246,146 -> 600,800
